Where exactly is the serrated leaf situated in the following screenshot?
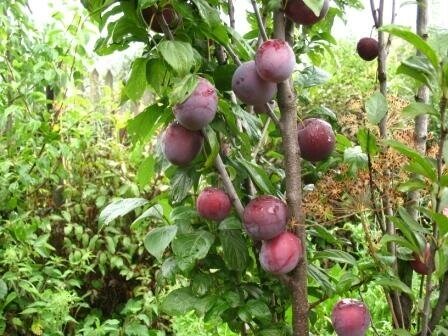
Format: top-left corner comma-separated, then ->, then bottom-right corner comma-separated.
144,225 -> 177,261
374,275 -> 414,298
158,41 -> 196,76
170,169 -> 193,203
125,58 -> 147,101
219,230 -> 249,271
172,230 -> 215,261
402,102 -> 438,118
169,74 -> 198,106
357,128 -> 378,156
314,249 -> 356,265
237,158 -> 276,195
365,91 -> 388,125
381,25 -> 440,70
99,198 -> 148,227
131,204 -> 165,228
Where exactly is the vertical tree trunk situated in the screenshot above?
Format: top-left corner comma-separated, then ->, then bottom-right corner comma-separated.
273,11 -> 308,336
401,0 -> 429,330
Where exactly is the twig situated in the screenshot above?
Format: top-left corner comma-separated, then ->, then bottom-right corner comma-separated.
227,0 -> 235,29
251,0 -> 268,42
369,0 -> 379,28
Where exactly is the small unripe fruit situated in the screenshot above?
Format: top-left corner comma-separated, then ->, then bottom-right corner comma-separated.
410,242 -> 433,275
284,0 -> 329,26
331,299 -> 371,336
259,232 -> 302,274
142,5 -> 180,33
232,61 -> 277,106
243,196 -> 288,240
196,187 -> 232,221
255,39 -> 295,83
162,122 -> 203,166
173,77 -> 218,131
297,118 -> 335,162
356,37 -> 379,61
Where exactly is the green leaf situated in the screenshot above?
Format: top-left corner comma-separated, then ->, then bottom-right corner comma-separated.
314,249 -> 356,265
365,91 -> 388,125
343,146 -> 368,170
127,104 -> 169,143
131,204 -> 165,228
136,156 -> 156,188
170,169 -> 193,203
219,230 -> 249,271
419,208 -> 448,236
357,128 -> 378,156
213,64 -> 237,92
374,275 -> 414,298
402,102 -> 438,119
308,264 -> 335,294
99,198 -> 148,227
380,234 -> 419,253
296,66 -> 330,88
237,158 -> 276,195
161,287 -> 199,316
381,25 -> 440,70
386,140 -> 436,181
392,329 -> 413,336
204,126 -> 220,169
169,74 -> 198,106
172,230 -> 215,261
0,280 -> 7,300
397,56 -> 437,89
238,299 -> 271,324
125,58 -> 147,101
158,41 -> 196,76
303,0 -> 325,16
397,178 -> 426,193
144,225 -> 178,261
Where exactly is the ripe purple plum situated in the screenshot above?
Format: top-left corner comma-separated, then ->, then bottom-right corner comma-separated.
410,242 -> 433,275
357,37 -> 379,61
232,61 -> 277,106
196,187 -> 232,221
142,5 -> 180,33
331,299 -> 371,336
285,0 -> 329,26
297,118 -> 335,162
259,232 -> 302,274
162,122 -> 203,166
243,196 -> 288,240
255,39 -> 295,83
173,77 -> 218,131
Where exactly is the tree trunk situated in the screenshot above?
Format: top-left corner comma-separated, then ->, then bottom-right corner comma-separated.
273,11 -> 308,336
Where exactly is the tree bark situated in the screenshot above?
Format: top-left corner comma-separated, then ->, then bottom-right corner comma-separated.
402,0 -> 429,330
273,11 -> 308,336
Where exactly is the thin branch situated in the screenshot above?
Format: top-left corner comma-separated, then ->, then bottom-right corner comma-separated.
227,0 -> 235,29
385,0 -> 397,54
251,0 -> 268,42
369,0 -> 379,28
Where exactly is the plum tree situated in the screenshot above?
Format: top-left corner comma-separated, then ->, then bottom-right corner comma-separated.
356,37 -> 379,61
331,299 -> 371,336
259,232 -> 302,274
243,196 -> 288,240
173,77 -> 218,131
162,122 -> 203,166
297,118 -> 335,162
196,187 -> 232,221
255,39 -> 295,83
232,61 -> 277,106
284,0 -> 329,26
410,242 -> 433,275
142,5 -> 180,33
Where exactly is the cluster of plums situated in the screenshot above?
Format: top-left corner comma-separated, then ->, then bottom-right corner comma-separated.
197,188 -> 302,275
149,1 -> 374,334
